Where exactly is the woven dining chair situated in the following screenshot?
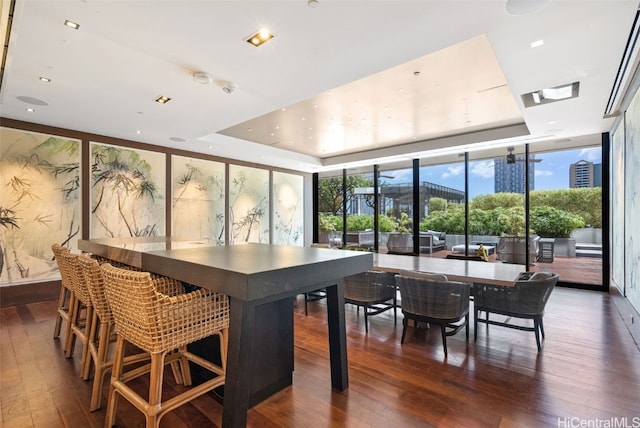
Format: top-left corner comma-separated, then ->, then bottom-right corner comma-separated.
343,270 -> 397,333
51,244 -> 75,349
473,271 -> 559,351
101,263 -> 229,428
55,249 -> 93,367
395,271 -> 471,358
78,255 -> 156,411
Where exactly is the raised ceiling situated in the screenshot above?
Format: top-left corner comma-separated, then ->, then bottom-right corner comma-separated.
1,1 -> 638,173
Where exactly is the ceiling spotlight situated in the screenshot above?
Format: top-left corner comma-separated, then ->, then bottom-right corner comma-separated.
155,95 -> 171,104
246,28 -> 274,47
218,80 -> 238,94
308,0 -> 319,7
64,19 -> 80,30
193,71 -> 213,85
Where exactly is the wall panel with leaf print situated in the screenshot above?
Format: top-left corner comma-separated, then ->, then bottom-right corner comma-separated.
90,142 -> 165,238
0,127 -> 81,286
171,155 -> 225,244
229,165 -> 269,244
272,171 -> 304,246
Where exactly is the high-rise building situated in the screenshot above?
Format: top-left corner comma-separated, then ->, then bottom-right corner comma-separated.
494,155 -> 536,194
570,160 -> 601,188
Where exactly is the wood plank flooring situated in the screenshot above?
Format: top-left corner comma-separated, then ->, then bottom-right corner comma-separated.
1,287 -> 639,427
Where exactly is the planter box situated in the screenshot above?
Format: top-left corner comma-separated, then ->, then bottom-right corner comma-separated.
496,236 -> 540,264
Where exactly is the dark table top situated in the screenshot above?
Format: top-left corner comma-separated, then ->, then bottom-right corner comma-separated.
79,237 -> 373,301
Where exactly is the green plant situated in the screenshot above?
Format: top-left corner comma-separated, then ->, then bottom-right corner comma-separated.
318,214 -> 336,231
530,206 -> 585,238
497,206 -> 526,236
346,214 -> 374,231
394,212 -> 413,233
428,197 -> 447,213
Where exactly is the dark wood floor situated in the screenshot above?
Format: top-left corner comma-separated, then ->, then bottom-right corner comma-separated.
2,287 -> 639,427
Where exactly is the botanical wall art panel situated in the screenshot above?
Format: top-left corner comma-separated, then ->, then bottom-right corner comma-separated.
611,121 -> 625,292
625,88 -> 640,313
172,155 -> 225,244
0,127 -> 81,286
272,171 -> 304,246
229,165 -> 269,244
90,142 -> 165,238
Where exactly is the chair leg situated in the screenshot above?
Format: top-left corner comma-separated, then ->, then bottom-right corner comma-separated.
364,305 -> 369,333
400,318 -> 408,344
104,336 -> 126,428
89,319 -> 111,411
534,319 -> 542,351
146,352 -> 165,428
474,309 -> 479,341
393,295 -> 397,325
440,324 -> 448,358
539,317 -> 545,339
465,314 -> 469,341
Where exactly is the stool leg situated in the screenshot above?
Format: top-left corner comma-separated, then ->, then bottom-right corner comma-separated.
104,335 -> 126,428
146,352 -> 165,428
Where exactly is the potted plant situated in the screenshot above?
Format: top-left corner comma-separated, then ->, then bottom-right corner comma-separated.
496,207 -> 539,264
386,212 -> 413,254
530,206 -> 585,257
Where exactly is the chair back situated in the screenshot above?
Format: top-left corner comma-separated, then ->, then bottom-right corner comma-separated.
398,270 -> 448,281
344,270 -> 396,302
56,249 -> 91,305
474,272 -> 558,316
78,254 -> 112,322
52,244 -> 72,288
101,263 -> 229,353
395,274 -> 470,319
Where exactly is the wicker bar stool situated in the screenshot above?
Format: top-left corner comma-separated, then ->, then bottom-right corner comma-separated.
78,255 -> 154,411
57,249 -> 94,370
101,263 -> 229,428
51,244 -> 75,348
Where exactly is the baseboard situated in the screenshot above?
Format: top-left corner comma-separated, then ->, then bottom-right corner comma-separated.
0,281 -> 60,307
610,284 -> 640,351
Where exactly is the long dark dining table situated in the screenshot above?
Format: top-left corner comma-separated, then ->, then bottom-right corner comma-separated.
78,237 -> 373,428
374,253 -> 525,286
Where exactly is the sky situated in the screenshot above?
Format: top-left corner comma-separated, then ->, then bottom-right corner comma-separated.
379,147 -> 602,199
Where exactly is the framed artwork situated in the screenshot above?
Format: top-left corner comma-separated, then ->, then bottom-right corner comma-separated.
172,155 -> 225,244
229,165 -> 269,244
611,121 -> 625,292
272,171 -> 304,245
90,142 -> 165,238
0,127 -> 81,285
625,90 -> 640,312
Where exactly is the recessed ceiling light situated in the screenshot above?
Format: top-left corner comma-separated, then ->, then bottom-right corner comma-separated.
26,108 -> 35,112
155,95 -> 171,104
521,82 -> 579,107
531,39 -> 544,48
246,28 -> 274,47
170,137 -> 186,143
308,0 -> 319,7
39,76 -> 51,82
64,19 -> 80,30
136,130 -> 142,135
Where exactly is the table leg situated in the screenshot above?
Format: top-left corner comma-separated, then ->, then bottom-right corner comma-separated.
222,297 -> 254,428
325,280 -> 349,391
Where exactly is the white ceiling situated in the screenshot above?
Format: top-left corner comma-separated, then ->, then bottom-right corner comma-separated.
1,0 -> 638,173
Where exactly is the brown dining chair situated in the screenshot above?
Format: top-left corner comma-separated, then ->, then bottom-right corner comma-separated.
343,270 -> 397,333
55,248 -> 93,368
78,254 -> 153,411
473,271 -> 559,351
101,263 -> 229,428
51,244 -> 75,350
395,271 -> 471,358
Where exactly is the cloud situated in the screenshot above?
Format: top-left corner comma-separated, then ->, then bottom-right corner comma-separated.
470,160 -> 494,179
578,147 -> 601,162
442,165 -> 464,179
535,170 -> 553,177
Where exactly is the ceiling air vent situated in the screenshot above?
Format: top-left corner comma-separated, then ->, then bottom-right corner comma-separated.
521,82 -> 579,108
